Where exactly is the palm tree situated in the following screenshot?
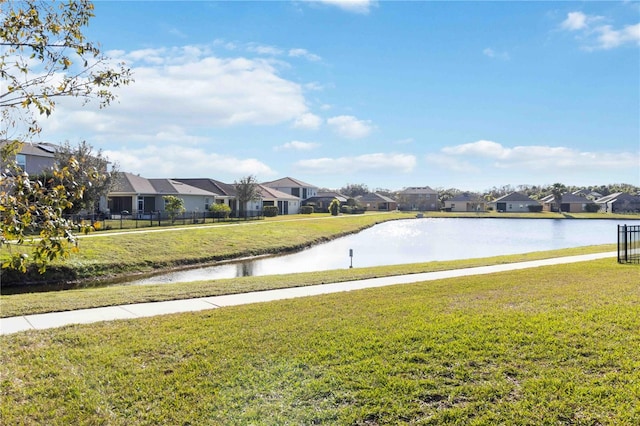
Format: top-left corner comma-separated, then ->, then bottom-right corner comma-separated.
551,183 -> 566,213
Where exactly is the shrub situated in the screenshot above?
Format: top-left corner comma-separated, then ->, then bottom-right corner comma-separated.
328,199 -> 340,216
300,205 -> 314,215
210,203 -> 231,219
341,205 -> 352,214
527,205 -> 543,213
263,206 -> 279,217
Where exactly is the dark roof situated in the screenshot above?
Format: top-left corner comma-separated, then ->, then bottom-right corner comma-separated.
149,179 -> 216,196
0,141 -> 58,158
111,173 -> 217,196
493,192 -> 539,203
541,193 -> 595,204
449,193 -> 484,202
357,192 -> 397,203
111,172 -> 156,193
595,192 -> 640,203
306,192 -> 348,203
258,185 -> 299,200
173,178 -> 236,197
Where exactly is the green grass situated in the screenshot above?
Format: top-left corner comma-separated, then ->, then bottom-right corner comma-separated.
0,244 -> 616,318
1,212 -> 404,284
1,258 -> 638,424
2,211 -> 636,285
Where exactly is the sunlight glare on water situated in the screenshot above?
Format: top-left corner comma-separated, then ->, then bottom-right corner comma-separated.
126,218 -> 631,285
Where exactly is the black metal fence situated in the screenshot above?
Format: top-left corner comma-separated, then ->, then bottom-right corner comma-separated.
618,224 -> 640,264
64,210 -> 264,231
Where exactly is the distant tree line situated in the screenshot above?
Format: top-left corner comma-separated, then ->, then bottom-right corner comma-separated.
331,182 -> 640,207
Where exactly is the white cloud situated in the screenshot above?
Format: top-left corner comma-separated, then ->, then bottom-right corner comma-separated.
293,112 -> 323,130
442,140 -> 511,159
436,140 -> 640,171
326,115 -> 374,139
289,48 -> 322,62
247,43 -> 284,56
560,11 -> 639,50
313,0 -> 376,14
561,11 -> 589,31
296,153 -> 416,174
104,145 -> 277,179
46,46 -> 311,138
594,23 -> 640,49
275,140 -> 321,151
482,48 -> 510,61
304,82 -> 326,91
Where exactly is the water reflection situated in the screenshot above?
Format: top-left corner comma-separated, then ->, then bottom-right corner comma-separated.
127,218 -> 634,285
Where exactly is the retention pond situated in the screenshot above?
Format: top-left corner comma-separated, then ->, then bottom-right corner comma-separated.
126,218 -> 634,285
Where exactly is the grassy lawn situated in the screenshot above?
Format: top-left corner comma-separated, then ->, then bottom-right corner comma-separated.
1,212 -> 405,284
1,258 -> 638,424
3,211 -> 636,286
0,244 -> 616,318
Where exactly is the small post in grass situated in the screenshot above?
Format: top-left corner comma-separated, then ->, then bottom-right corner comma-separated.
349,249 -> 353,268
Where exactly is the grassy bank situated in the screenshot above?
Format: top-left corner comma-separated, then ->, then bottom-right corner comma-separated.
1,258 -> 638,424
0,244 -> 616,318
3,211 -> 637,286
1,212 -> 405,285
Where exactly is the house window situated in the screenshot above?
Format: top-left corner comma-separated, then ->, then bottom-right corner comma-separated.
302,188 -> 308,199
291,188 -> 300,197
451,204 -> 455,209
425,194 -> 430,199
16,154 -> 26,171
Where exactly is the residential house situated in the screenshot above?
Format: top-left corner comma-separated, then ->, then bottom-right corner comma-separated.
356,193 -> 398,211
106,172 -> 220,218
396,186 -> 439,211
173,178 -> 236,210
540,192 -> 596,213
444,193 -> 486,212
572,189 -> 603,200
303,191 -> 349,212
490,192 -> 541,213
0,140 -> 57,175
262,176 -> 318,201
594,192 -> 640,213
259,185 -> 300,215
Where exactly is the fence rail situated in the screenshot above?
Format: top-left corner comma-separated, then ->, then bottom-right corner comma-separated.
618,224 -> 640,264
64,210 -> 264,231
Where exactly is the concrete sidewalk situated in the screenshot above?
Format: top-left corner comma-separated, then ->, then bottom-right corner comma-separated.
1,252 -> 617,336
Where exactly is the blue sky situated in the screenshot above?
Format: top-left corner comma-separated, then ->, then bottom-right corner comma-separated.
36,0 -> 639,191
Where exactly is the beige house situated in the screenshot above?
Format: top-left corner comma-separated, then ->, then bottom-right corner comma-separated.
540,193 -> 596,213
396,186 -> 438,211
444,193 -> 486,212
490,192 -> 541,212
356,193 -> 398,211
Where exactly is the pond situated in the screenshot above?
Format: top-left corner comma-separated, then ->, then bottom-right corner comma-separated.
126,218 -> 635,285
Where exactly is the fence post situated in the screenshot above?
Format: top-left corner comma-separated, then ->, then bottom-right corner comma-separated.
623,224 -> 628,263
